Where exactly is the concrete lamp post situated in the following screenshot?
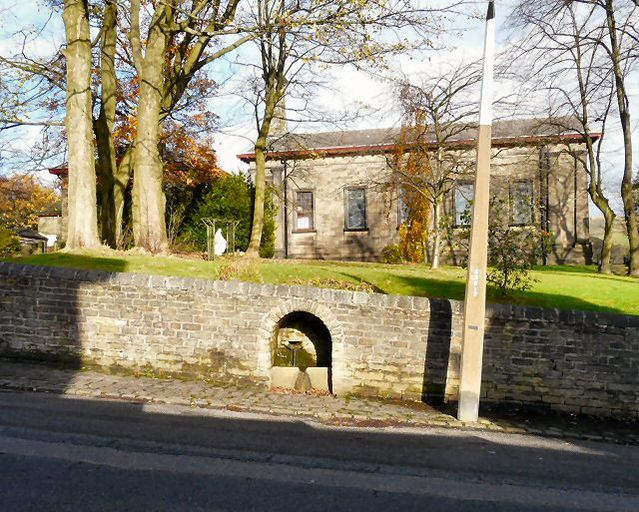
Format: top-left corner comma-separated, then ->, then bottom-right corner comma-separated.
457,0 -> 496,423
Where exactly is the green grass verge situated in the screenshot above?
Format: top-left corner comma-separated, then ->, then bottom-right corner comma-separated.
4,250 -> 639,316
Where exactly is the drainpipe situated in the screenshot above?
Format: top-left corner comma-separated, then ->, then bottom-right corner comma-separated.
573,156 -> 578,247
282,159 -> 289,259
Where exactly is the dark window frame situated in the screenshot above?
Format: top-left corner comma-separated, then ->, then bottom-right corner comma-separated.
344,186 -> 368,231
509,179 -> 535,227
453,181 -> 475,227
292,189 -> 316,233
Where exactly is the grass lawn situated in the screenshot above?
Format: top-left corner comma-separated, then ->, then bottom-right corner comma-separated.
4,249 -> 638,316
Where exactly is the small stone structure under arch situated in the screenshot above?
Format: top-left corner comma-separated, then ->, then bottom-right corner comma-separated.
259,301 -> 345,393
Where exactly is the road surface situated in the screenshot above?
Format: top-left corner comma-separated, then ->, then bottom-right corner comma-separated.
0,390 -> 637,511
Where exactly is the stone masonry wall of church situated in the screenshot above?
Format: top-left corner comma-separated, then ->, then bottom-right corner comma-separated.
264,143 -> 590,263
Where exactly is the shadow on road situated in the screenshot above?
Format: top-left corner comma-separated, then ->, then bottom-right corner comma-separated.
0,391 -> 636,487
0,391 -> 638,512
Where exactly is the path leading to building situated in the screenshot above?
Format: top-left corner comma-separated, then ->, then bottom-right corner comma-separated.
0,360 -> 637,444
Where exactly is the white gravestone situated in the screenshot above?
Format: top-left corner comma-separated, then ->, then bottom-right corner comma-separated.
214,228 -> 227,256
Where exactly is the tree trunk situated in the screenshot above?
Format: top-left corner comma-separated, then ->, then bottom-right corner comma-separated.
246,135 -> 267,257
246,86 -> 281,257
95,111 -> 117,246
94,0 -> 118,247
599,209 -> 615,274
132,25 -> 168,253
62,0 -> 99,249
114,146 -> 134,248
431,198 -> 442,269
605,0 -> 639,276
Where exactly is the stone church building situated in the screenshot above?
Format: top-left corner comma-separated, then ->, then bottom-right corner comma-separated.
238,118 -> 597,265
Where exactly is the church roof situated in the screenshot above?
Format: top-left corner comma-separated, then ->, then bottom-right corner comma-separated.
237,117 -> 600,162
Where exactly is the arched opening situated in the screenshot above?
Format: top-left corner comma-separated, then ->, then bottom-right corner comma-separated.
271,311 -> 332,392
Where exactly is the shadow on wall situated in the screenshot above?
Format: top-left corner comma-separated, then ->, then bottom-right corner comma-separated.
422,299 -> 454,404
0,259 -> 128,392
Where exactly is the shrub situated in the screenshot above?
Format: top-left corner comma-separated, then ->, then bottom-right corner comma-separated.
181,173 -> 276,257
486,224 -> 552,295
216,255 -> 263,282
0,227 -> 21,257
380,244 -> 405,264
458,197 -> 551,296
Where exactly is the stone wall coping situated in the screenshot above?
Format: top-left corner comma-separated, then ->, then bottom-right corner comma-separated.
1,261 -> 636,326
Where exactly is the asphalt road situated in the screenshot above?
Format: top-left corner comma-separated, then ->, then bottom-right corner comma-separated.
0,390 -> 637,512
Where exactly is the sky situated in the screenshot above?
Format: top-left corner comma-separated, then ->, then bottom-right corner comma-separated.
0,0 -> 637,214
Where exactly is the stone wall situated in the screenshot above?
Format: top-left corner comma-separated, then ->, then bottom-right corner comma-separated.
0,263 -> 637,418
263,143 -> 591,264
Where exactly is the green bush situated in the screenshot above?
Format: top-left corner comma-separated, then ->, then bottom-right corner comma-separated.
0,227 -> 21,257
380,244 -> 405,264
458,197 -> 551,296
180,173 -> 276,257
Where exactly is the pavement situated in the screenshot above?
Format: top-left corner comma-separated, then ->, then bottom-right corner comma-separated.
1,360 -> 637,445
1,389 -> 638,511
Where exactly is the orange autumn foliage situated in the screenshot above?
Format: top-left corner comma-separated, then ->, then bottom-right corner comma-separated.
113,74 -> 223,188
393,122 -> 432,263
113,115 -> 223,189
0,174 -> 60,230
161,123 -> 225,187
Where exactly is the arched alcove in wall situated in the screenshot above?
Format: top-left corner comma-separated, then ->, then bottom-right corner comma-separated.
272,310 -> 332,369
259,301 -> 345,394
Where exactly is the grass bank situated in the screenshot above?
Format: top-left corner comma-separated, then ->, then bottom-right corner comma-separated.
4,249 -> 638,316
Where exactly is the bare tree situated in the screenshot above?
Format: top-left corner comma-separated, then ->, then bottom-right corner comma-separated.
508,1 -> 619,273
0,9 -> 67,174
243,0 -> 467,256
550,0 -> 639,275
388,64 -> 481,268
601,0 -> 639,275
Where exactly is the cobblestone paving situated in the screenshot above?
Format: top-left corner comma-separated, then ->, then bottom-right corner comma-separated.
1,360 -> 637,445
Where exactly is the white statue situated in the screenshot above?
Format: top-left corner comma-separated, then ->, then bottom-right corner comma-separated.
214,228 -> 227,256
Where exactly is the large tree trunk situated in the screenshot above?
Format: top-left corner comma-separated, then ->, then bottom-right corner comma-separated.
246,87 -> 281,257
431,198 -> 442,269
605,0 -> 639,276
94,0 -> 118,247
62,0 -> 99,249
599,209 -> 616,274
132,25 -> 168,253
95,111 -> 117,246
246,135 -> 268,257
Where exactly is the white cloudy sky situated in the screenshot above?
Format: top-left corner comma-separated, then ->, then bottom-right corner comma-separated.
1,0 -> 637,213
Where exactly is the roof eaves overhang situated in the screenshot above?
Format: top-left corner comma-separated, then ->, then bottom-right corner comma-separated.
236,132 -> 602,163
48,166 -> 68,176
